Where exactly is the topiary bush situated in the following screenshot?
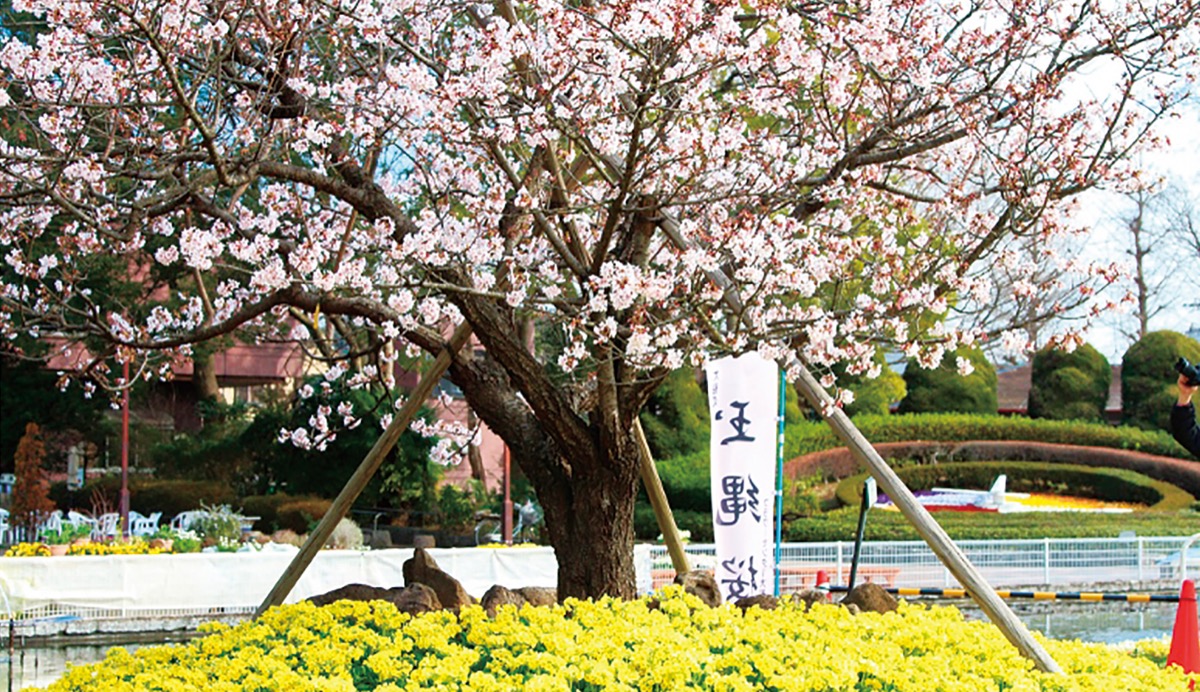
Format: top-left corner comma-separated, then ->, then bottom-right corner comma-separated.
1028,343 -> 1111,422
1121,330 -> 1200,431
897,347 -> 997,415
835,352 -> 908,417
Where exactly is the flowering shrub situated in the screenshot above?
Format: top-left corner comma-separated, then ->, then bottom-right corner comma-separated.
39,587 -> 1195,691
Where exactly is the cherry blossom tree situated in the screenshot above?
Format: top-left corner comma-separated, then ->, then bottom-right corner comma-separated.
1,0 -> 1196,598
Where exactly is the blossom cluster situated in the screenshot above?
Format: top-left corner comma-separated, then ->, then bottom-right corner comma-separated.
0,0 -> 1196,446
35,587 -> 1196,691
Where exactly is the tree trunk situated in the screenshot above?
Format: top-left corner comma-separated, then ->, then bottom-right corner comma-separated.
192,349 -> 221,403
536,446 -> 641,600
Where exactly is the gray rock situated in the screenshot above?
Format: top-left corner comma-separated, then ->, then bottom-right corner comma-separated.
306,583 -> 406,608
403,547 -> 475,610
395,583 -> 442,615
839,582 -> 898,614
734,594 -> 779,612
514,586 -> 557,607
674,569 -> 722,607
481,585 -> 526,616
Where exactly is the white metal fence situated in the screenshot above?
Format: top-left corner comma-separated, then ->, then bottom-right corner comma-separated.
644,536 -> 1198,593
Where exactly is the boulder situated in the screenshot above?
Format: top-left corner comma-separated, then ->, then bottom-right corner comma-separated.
839,582 -> 898,614
674,570 -> 722,608
403,547 -> 475,610
790,588 -> 832,611
395,583 -> 442,615
306,583 -> 406,608
734,594 -> 779,612
514,586 -> 557,607
481,585 -> 527,616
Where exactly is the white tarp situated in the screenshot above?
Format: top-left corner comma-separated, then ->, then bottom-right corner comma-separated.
706,353 -> 779,602
0,547 -> 562,617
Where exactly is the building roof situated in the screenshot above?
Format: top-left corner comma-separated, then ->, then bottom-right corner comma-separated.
44,339 -> 306,384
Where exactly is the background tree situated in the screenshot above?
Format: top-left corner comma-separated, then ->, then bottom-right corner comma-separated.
1,350 -> 108,475
1120,330 -> 1200,431
1,1 -> 1196,599
1027,343 -> 1111,422
897,348 -> 997,415
11,422 -> 55,536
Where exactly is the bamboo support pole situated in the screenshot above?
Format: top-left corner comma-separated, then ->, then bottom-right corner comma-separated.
256,322 -> 475,616
791,365 -> 1062,674
633,418 -> 691,575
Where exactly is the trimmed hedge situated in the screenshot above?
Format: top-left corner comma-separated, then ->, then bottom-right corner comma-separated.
781,507 -> 1199,542
275,497 -> 333,533
240,493 -> 330,533
833,462 -> 1195,512
650,413 -> 1197,517
783,413 -> 1192,460
49,477 -> 236,518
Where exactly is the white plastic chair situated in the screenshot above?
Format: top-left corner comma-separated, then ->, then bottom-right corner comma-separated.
131,511 -> 161,537
66,510 -> 97,533
93,513 -> 121,540
170,510 -> 208,532
37,510 -> 64,541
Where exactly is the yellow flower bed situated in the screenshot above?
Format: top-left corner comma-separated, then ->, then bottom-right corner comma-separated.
4,542 -> 50,557
3,541 -> 167,557
33,587 -> 1196,691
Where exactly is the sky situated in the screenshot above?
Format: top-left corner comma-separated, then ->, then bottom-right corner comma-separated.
1075,106 -> 1200,363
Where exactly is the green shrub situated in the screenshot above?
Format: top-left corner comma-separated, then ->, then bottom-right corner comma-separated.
1121,330 -> 1200,431
897,347 -> 997,414
1028,343 -> 1111,422
191,504 -> 243,544
276,498 -> 333,533
836,353 -> 907,417
832,462 -> 1194,511
434,484 -> 476,533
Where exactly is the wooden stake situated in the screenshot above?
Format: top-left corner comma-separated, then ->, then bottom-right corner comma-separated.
791,364 -> 1063,674
256,322 -> 474,616
633,418 -> 691,575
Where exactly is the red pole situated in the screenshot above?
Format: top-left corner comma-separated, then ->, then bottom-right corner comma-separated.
502,445 -> 513,545
120,359 -> 130,539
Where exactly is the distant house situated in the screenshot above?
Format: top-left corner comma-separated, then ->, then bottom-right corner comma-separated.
995,362 -> 1123,424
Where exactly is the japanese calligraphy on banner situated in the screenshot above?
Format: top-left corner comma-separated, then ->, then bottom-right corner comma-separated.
705,352 -> 779,602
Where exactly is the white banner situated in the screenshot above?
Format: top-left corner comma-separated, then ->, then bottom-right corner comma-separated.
705,352 -> 779,602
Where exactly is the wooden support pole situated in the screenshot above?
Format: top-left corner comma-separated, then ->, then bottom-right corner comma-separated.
791,365 -> 1062,674
256,322 -> 474,617
633,418 -> 691,575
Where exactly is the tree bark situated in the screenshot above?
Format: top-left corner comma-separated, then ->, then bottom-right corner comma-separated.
443,307 -> 644,600
192,349 -> 221,403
